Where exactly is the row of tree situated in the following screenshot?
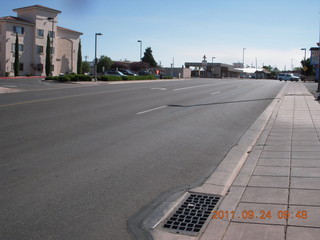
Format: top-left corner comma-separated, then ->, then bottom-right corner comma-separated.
78,47 -> 158,75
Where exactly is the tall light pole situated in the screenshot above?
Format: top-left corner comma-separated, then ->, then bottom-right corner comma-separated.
137,40 -> 142,61
94,33 -> 102,81
301,48 -> 306,60
47,17 -> 54,76
242,48 -> 246,69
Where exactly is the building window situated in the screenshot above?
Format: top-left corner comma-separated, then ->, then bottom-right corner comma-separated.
37,29 -> 44,37
11,43 -> 24,53
50,47 -> 55,54
49,31 -> 55,38
37,45 -> 43,54
13,26 -> 24,35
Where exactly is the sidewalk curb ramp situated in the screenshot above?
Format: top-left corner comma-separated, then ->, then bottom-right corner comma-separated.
138,83 -> 288,240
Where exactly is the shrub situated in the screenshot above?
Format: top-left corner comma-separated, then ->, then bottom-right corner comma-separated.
58,76 -> 71,82
78,75 -> 92,81
99,75 -> 122,81
161,76 -> 173,79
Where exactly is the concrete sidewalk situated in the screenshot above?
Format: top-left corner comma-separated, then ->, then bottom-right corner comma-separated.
200,82 -> 320,240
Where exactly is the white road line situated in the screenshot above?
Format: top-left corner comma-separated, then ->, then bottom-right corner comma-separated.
151,87 -> 167,90
173,83 -> 218,91
211,91 -> 221,95
173,80 -> 244,91
137,105 -> 167,115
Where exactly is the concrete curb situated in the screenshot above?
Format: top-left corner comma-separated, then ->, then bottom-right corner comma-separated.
147,83 -> 288,240
0,76 -> 44,80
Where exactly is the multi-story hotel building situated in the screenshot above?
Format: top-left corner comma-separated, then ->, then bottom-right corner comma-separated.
0,5 -> 82,77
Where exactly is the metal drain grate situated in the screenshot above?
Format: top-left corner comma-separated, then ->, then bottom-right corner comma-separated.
163,193 -> 221,235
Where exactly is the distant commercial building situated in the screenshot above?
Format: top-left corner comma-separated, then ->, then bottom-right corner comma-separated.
236,67 -> 271,79
185,62 -> 242,78
161,66 -> 191,78
0,5 -> 82,77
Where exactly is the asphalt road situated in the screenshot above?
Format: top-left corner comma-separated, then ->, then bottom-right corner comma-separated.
0,78 -> 284,240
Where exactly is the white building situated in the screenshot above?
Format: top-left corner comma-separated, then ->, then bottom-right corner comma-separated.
0,5 -> 82,77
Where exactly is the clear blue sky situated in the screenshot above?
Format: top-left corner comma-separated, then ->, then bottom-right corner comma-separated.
1,0 -> 319,70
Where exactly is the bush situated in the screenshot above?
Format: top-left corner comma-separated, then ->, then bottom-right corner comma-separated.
119,75 -> 157,81
78,75 -> 92,81
58,76 -> 71,82
65,74 -> 83,81
46,74 -> 92,82
98,75 -> 122,81
161,76 -> 173,79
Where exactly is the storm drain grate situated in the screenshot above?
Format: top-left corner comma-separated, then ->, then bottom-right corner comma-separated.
163,193 -> 221,235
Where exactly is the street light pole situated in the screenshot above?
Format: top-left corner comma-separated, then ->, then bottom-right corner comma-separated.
242,48 -> 246,69
47,17 -> 54,76
94,33 -> 102,81
137,40 -> 142,61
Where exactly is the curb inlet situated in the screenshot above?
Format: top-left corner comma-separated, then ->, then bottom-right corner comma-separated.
163,193 -> 221,236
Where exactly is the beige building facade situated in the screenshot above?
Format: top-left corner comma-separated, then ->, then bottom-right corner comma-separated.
0,5 -> 82,77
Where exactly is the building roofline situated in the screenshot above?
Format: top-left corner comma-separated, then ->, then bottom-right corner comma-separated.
0,16 -> 34,25
13,5 -> 62,14
57,26 -> 83,35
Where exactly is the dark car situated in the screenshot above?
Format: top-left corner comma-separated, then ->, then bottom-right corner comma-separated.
105,70 -> 126,76
137,70 -> 151,76
119,69 -> 137,76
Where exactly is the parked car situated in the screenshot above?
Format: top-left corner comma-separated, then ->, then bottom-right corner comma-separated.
119,69 -> 137,76
277,73 -> 299,81
105,70 -> 126,76
137,70 -> 151,76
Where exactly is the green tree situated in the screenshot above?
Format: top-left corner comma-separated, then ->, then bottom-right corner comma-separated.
262,65 -> 272,72
82,61 -> 90,73
77,39 -> 82,74
263,65 -> 279,79
111,62 -> 128,70
129,61 -> 149,72
14,33 -> 19,76
141,47 -> 157,67
97,55 -> 112,73
45,33 -> 51,76
301,58 -> 315,77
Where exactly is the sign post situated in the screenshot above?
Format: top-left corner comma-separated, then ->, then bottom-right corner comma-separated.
202,55 -> 207,78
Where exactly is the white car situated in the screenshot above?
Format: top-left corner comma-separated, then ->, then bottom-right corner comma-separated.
277,73 -> 300,81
